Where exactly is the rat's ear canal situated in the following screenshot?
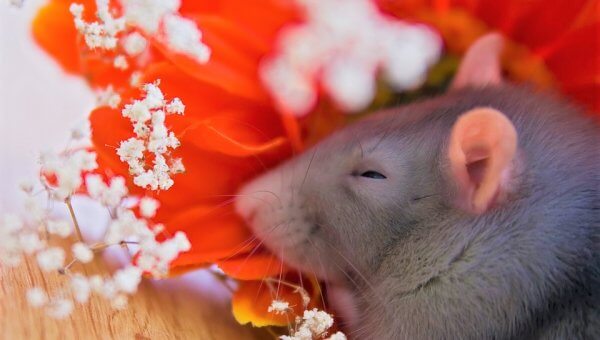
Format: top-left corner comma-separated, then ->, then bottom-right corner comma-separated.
451,33 -> 504,89
448,108 -> 517,214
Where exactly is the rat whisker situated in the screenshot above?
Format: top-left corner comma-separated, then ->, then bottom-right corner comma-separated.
315,223 -> 377,294
371,119 -> 396,152
299,148 -> 318,193
412,193 -> 440,202
275,244 -> 285,301
302,239 -> 330,309
217,234 -> 261,263
228,220 -> 286,278
208,191 -> 283,208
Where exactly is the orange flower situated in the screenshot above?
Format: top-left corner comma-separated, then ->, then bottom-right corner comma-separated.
32,0 -> 316,326
378,0 -> 600,116
32,0 -> 599,329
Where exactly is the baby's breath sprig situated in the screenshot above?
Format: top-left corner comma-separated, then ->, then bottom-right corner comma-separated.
264,277 -> 347,340
117,81 -> 185,191
69,0 -> 211,71
0,93 -> 191,319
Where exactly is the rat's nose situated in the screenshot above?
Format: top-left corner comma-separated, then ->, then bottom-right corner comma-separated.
234,170 -> 284,223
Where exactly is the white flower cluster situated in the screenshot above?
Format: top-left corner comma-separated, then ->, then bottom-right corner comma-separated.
113,54 -> 129,70
40,149 -> 98,200
268,299 -> 290,315
117,81 -> 185,190
280,308 -> 346,340
70,0 -> 126,50
97,85 -> 122,109
122,31 -> 148,56
121,0 -> 211,63
1,129 -> 190,318
261,0 -> 441,115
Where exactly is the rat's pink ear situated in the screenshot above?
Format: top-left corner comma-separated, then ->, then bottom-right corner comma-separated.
451,33 -> 504,89
448,107 -> 517,213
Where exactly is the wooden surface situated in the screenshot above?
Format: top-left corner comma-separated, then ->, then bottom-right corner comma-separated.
0,243 -> 268,340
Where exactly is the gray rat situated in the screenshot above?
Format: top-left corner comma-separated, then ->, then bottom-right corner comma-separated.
235,34 -> 599,339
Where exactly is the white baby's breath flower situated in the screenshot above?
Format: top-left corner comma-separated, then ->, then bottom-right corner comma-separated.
113,266 -> 143,294
121,0 -> 210,63
70,274 -> 91,303
261,0 -> 441,115
23,196 -> 44,221
151,223 -> 165,234
166,98 -> 185,114
142,83 -> 165,109
133,170 -> 158,190
100,279 -> 118,299
326,332 -> 347,340
130,71 -> 142,87
117,138 -> 145,161
118,82 -> 185,190
26,288 -> 48,308
72,242 -> 94,263
169,158 -> 185,174
111,294 -> 129,310
97,85 -> 121,109
19,232 -> 45,254
70,123 -> 90,140
162,13 -> 211,63
113,55 -> 129,70
46,298 -> 73,319
268,300 -> 290,315
41,149 -> 97,200
85,174 -> 127,207
18,180 -> 35,194
0,214 -> 23,266
1,213 -> 23,233
302,308 -> 334,336
173,231 -> 191,252
139,197 -> 159,218
282,307 -> 341,340
70,1 -> 125,50
122,31 -> 147,56
36,247 -> 66,272
46,220 -> 72,238
122,101 -> 152,123
89,275 -> 104,293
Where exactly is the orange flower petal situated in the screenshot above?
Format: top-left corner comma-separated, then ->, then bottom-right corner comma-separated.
154,42 -> 269,104
542,23 -> 600,88
508,0 -> 591,49
232,274 -> 323,327
232,280 -> 301,327
184,114 -> 289,157
166,204 -> 255,265
89,106 -> 137,178
218,252 -> 288,280
32,0 -> 84,74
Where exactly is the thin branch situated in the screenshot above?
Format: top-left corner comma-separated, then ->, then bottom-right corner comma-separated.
65,197 -> 84,242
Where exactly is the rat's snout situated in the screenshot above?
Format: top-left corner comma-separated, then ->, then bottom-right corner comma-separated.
234,160 -> 322,270
235,169 -> 287,224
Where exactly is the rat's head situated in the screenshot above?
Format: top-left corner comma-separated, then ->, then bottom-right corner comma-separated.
235,34 -> 517,283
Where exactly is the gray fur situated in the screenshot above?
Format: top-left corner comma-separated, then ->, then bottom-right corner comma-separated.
235,85 -> 599,339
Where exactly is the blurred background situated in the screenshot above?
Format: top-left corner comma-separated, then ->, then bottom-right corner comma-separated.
0,0 -> 94,212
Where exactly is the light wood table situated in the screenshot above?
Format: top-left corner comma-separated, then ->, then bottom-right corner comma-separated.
0,247 -> 268,339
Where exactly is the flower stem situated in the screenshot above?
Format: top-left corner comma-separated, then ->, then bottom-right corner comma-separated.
209,269 -> 235,294
65,197 -> 84,242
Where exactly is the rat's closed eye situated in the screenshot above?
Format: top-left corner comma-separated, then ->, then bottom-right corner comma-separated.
360,170 -> 387,179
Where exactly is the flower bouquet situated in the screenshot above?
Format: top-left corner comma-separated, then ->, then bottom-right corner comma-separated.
1,0 -> 597,339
